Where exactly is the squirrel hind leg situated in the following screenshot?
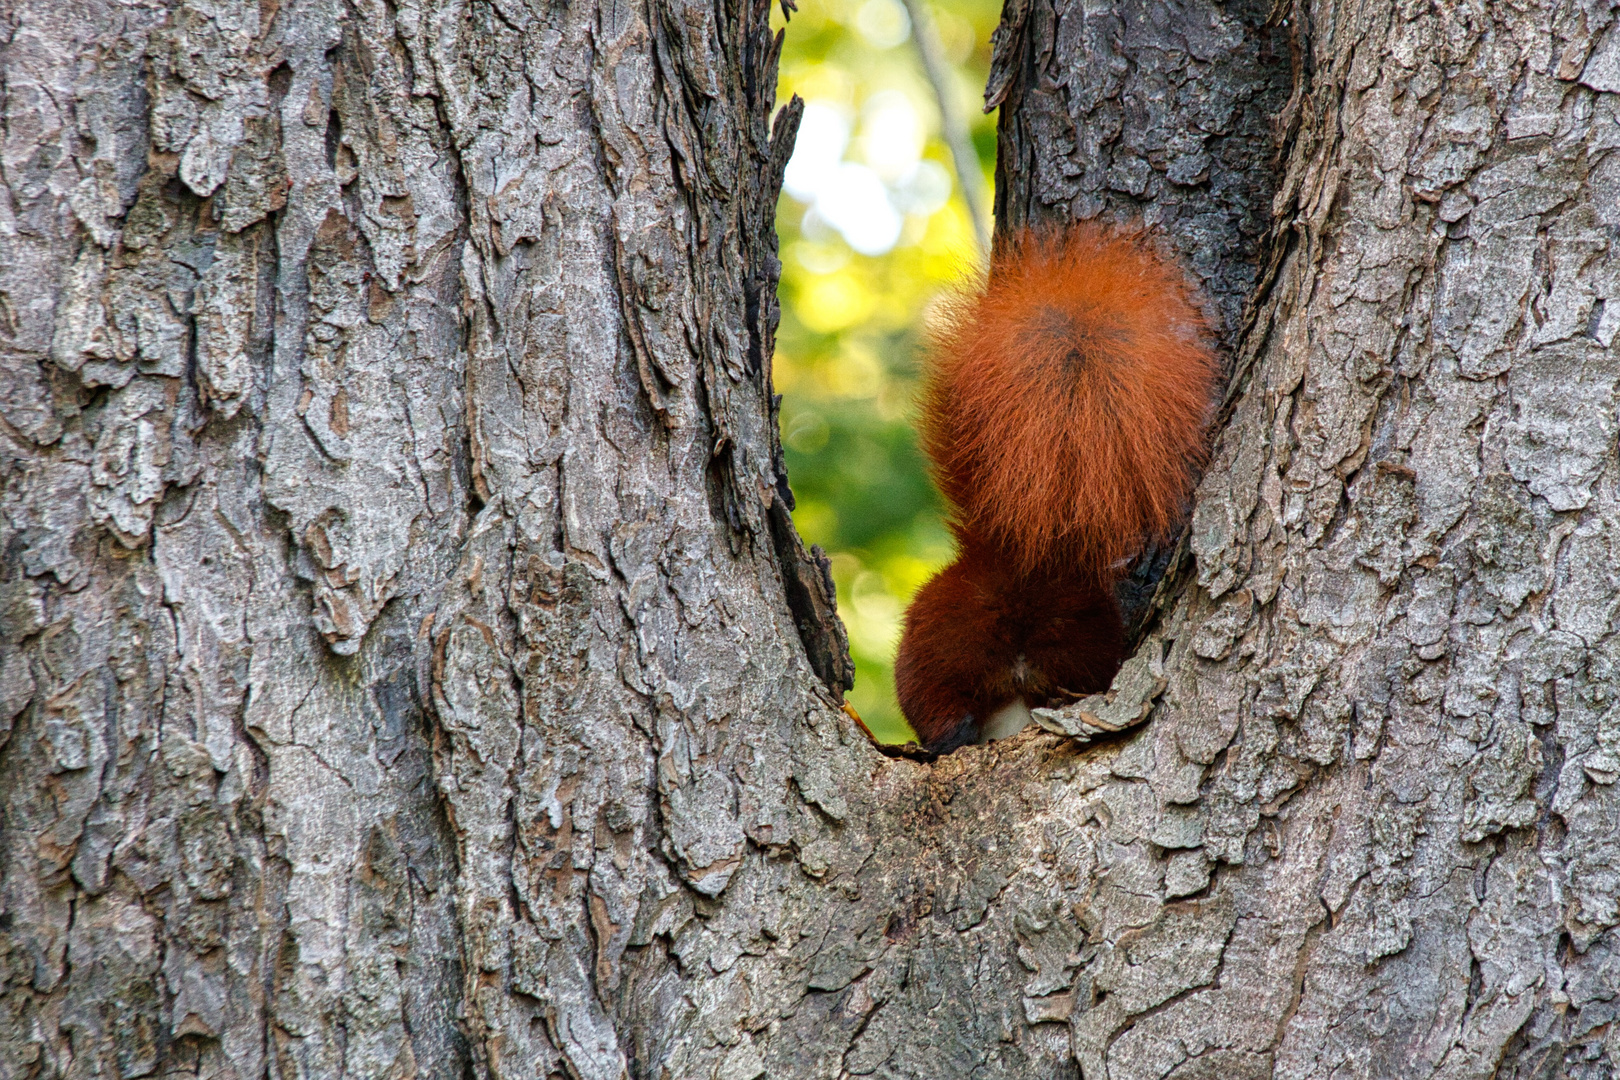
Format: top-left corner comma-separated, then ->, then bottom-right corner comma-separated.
918,710 -> 981,755
896,556 -> 1023,752
894,643 -> 986,752
895,558 -> 997,752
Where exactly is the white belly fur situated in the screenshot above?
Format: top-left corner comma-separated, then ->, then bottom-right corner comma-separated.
978,698 -> 1034,743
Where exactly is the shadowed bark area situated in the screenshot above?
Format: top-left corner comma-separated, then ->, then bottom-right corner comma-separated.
3,1 -> 1619,1079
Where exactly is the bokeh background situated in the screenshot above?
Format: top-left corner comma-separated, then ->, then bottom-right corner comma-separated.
770,0 -> 1001,743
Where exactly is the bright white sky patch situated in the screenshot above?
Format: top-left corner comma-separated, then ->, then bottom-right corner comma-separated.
782,96 -> 946,257
854,0 -> 911,49
809,164 -> 903,255
891,160 -> 951,216
858,91 -> 924,180
783,103 -> 851,204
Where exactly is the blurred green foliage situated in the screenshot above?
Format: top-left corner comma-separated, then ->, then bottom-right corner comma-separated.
770,0 -> 1001,743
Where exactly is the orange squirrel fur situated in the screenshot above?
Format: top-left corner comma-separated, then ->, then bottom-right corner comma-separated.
895,224 -> 1219,753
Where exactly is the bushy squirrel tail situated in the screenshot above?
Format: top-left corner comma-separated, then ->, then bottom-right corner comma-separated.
918,224 -> 1221,577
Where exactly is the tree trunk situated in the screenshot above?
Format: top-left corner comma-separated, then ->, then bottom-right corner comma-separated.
3,0 -> 1618,1077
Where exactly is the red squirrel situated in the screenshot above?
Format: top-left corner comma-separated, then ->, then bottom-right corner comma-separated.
895,224 -> 1220,753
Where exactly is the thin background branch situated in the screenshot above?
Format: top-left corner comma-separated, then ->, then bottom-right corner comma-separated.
900,0 -> 991,255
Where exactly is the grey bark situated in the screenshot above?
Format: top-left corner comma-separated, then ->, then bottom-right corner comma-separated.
2,1 -> 1618,1080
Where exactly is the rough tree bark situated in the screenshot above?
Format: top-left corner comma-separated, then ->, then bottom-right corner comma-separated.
3,0 -> 1620,1077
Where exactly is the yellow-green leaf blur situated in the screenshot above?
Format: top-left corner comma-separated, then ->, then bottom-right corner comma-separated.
771,0 -> 1000,743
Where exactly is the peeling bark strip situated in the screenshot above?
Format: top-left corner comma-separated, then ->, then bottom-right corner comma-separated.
4,0 -> 1620,1078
